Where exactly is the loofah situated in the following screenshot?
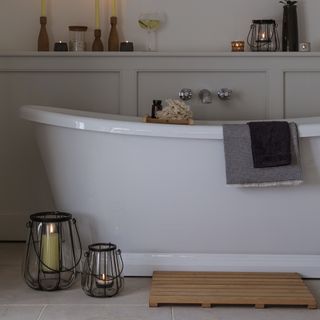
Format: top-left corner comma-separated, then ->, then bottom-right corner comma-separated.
156,99 -> 193,120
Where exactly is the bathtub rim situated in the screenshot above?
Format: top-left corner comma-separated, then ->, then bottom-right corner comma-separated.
20,105 -> 320,140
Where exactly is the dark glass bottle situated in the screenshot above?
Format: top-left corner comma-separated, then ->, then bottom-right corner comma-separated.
282,4 -> 299,51
151,100 -> 162,118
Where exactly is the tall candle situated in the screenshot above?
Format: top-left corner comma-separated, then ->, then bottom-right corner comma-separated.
41,223 -> 59,272
41,0 -> 46,17
111,0 -> 116,17
95,0 -> 100,29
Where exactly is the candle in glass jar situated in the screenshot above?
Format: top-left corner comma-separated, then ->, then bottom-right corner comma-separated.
41,0 -> 46,17
95,0 -> 100,29
299,42 -> 311,52
41,223 -> 59,272
231,41 -> 245,52
120,41 -> 134,51
111,0 -> 117,17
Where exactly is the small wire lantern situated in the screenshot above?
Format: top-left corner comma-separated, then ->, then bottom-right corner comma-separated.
247,19 -> 279,52
23,212 -> 82,291
81,243 -> 124,298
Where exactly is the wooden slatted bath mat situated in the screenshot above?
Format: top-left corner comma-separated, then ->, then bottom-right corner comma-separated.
149,271 -> 317,309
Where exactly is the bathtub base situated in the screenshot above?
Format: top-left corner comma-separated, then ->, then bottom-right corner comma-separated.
123,253 -> 320,278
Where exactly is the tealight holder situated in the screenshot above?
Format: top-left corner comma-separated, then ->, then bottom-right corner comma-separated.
231,41 -> 245,52
299,42 -> 311,52
120,41 -> 134,52
81,243 -> 124,298
54,41 -> 68,51
23,212 -> 82,291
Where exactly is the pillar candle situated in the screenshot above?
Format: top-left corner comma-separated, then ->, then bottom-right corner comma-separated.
41,224 -> 59,272
112,0 -> 116,17
95,0 -> 100,29
41,0 -> 46,17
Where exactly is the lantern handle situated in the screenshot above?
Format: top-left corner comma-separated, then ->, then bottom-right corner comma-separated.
117,249 -> 124,275
247,24 -> 255,50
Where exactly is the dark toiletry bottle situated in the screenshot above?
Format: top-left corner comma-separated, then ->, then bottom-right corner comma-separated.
151,100 -> 162,118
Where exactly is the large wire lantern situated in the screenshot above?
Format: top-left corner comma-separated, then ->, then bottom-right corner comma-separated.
23,212 -> 82,291
247,19 -> 280,52
81,243 -> 124,298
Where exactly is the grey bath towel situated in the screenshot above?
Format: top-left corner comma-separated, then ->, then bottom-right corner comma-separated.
223,123 -> 303,187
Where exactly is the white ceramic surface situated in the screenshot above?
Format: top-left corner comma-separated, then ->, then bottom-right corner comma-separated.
20,105 -> 320,277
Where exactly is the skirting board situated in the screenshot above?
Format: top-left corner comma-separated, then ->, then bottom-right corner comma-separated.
0,214 -> 28,241
122,253 -> 320,278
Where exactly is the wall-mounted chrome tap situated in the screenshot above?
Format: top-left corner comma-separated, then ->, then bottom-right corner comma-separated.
199,89 -> 213,104
217,88 -> 232,100
179,88 -> 193,101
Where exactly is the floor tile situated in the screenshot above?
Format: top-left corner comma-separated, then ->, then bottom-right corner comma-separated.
2,243 -> 320,320
0,265 -> 151,305
39,305 -> 172,320
305,280 -> 320,304
173,306 -> 320,320
0,305 -> 44,320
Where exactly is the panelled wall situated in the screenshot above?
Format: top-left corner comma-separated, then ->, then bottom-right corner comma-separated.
1,0 -> 320,52
0,51 -> 320,240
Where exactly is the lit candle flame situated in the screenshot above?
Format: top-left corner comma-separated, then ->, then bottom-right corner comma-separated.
49,223 -> 55,234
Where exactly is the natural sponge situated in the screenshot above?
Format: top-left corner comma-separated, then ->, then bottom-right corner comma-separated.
156,99 -> 193,121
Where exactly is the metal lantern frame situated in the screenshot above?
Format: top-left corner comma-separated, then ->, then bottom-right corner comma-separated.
23,211 -> 82,291
81,243 -> 124,298
247,19 -> 280,52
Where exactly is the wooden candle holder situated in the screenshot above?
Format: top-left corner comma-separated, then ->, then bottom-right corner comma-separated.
38,16 -> 49,51
108,16 -> 119,51
92,29 -> 104,51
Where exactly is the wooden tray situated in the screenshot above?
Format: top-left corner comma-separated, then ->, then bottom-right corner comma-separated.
149,271 -> 317,309
143,116 -> 194,125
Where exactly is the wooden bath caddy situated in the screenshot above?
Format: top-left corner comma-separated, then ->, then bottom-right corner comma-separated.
149,271 -> 317,309
143,116 -> 194,125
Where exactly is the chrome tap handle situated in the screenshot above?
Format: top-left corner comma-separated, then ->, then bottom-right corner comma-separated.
179,88 -> 193,101
199,89 -> 212,104
217,88 -> 232,100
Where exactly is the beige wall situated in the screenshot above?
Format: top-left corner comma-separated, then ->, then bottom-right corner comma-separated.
0,0 -> 319,52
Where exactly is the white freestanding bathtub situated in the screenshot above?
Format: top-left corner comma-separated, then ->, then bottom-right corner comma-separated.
21,105 -> 320,277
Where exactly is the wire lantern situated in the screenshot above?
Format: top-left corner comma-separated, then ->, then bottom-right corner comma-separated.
247,20 -> 280,52
23,212 -> 82,291
81,243 -> 124,298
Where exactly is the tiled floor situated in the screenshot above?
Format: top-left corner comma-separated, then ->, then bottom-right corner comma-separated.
1,243 -> 320,320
